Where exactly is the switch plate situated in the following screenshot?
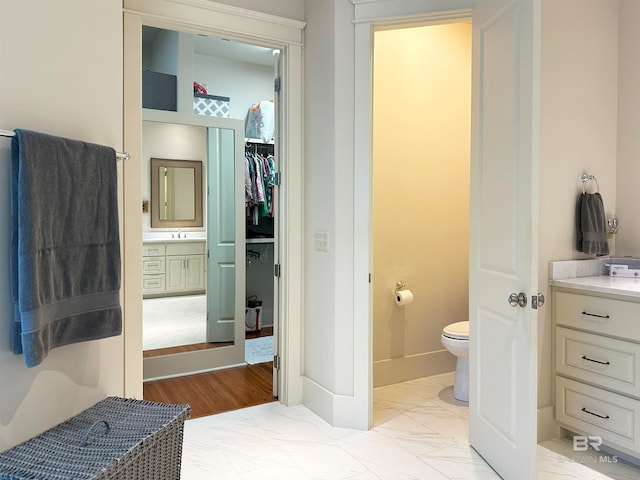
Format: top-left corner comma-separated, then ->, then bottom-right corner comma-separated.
314,231 -> 329,252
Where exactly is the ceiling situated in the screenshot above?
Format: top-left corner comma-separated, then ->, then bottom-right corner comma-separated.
142,26 -> 276,68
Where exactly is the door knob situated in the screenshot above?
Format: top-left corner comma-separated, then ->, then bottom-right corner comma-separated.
508,292 -> 527,308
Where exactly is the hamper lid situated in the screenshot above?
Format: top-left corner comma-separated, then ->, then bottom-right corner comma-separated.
0,397 -> 190,480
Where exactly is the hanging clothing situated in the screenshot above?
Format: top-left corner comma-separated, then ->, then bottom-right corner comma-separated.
244,148 -> 276,225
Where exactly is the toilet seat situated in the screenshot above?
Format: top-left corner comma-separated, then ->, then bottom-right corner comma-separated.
442,321 -> 469,340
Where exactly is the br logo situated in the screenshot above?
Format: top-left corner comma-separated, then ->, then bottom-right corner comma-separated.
573,435 -> 603,452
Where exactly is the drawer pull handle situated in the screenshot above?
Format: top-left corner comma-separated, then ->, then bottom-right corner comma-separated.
581,407 -> 610,420
581,355 -> 610,366
581,311 -> 610,319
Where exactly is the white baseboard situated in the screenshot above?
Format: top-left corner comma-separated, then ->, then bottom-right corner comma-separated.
301,377 -> 367,430
373,349 -> 456,387
537,404 -> 558,442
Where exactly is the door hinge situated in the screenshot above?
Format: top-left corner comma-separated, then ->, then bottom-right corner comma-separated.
274,77 -> 281,93
368,273 -> 372,283
207,249 -> 209,259
274,263 -> 281,277
273,355 -> 280,369
274,171 -> 282,186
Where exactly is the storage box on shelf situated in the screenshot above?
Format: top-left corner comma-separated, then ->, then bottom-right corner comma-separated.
142,71 -> 177,112
193,93 -> 230,117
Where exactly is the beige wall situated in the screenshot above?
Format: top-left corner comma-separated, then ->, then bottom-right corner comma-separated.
0,0 -> 124,449
538,0 -> 619,435
141,122 -> 207,232
372,23 -> 471,387
615,0 -> 640,255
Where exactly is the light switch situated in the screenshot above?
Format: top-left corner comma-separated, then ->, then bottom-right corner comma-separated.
314,231 -> 329,252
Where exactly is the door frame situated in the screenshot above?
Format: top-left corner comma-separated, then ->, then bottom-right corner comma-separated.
122,0 -> 305,407
353,0 -> 539,466
139,111 -> 246,380
352,0 -> 477,431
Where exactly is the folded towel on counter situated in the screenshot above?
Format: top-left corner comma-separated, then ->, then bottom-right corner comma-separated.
11,129 -> 122,367
576,192 -> 609,256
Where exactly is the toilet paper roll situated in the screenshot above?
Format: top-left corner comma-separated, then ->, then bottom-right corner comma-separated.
395,289 -> 414,306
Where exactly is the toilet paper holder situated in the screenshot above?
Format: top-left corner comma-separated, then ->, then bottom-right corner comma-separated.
395,281 -> 406,292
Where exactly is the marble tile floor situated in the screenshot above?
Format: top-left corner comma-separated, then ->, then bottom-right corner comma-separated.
181,372 -> 640,479
143,294 -> 206,350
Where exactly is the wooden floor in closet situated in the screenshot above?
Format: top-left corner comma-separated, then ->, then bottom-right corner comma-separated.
143,328 -> 276,419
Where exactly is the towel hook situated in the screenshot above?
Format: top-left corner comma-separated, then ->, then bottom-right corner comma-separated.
581,172 -> 599,194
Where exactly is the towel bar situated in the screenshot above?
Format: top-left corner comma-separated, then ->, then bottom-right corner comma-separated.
581,172 -> 599,194
0,128 -> 130,160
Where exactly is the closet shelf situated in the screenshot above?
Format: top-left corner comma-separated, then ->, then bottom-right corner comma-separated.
245,137 -> 274,145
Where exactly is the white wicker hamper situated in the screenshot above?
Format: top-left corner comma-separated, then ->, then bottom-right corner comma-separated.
0,397 -> 190,480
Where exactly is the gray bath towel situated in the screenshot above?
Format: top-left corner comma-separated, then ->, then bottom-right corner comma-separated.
11,129 -> 122,367
576,192 -> 609,256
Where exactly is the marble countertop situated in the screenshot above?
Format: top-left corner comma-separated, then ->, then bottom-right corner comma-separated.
549,275 -> 640,298
143,238 -> 206,244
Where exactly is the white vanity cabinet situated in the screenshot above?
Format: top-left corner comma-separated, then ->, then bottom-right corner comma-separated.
142,243 -> 166,295
553,288 -> 640,457
143,241 -> 205,297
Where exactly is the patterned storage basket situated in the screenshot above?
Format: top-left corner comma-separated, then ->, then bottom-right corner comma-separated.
193,92 -> 230,117
0,397 -> 190,480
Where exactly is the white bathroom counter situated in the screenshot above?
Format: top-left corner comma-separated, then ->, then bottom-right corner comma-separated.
550,275 -> 640,299
143,237 -> 206,244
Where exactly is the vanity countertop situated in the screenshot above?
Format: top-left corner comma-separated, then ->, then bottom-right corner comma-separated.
142,237 -> 207,243
550,275 -> 640,299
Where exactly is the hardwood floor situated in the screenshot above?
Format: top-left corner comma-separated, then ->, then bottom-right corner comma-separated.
143,362 -> 276,419
143,327 -> 273,358
143,328 -> 276,418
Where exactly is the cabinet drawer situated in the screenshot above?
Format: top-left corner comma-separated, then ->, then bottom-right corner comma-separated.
556,327 -> 640,396
143,275 -> 165,292
166,242 -> 204,256
143,244 -> 166,257
143,257 -> 165,274
556,376 -> 640,452
555,292 -> 640,342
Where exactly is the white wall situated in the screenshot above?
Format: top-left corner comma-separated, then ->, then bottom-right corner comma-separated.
538,0 -> 619,435
302,0 -> 358,424
615,0 -> 640,255
303,0 -> 338,400
194,55 -> 275,120
0,0 -> 124,449
372,23 -> 470,387
213,0 -> 304,21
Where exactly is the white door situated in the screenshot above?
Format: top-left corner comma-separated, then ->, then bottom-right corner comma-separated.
207,124 -> 246,347
469,0 -> 540,478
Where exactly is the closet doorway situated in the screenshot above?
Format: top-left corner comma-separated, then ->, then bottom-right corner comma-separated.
135,26 -> 281,398
122,0 -> 304,411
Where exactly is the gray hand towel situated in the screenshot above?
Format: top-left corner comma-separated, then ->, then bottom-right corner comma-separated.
11,129 -> 122,367
576,192 -> 609,256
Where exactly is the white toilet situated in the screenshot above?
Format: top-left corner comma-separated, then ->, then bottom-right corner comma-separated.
441,321 -> 469,402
